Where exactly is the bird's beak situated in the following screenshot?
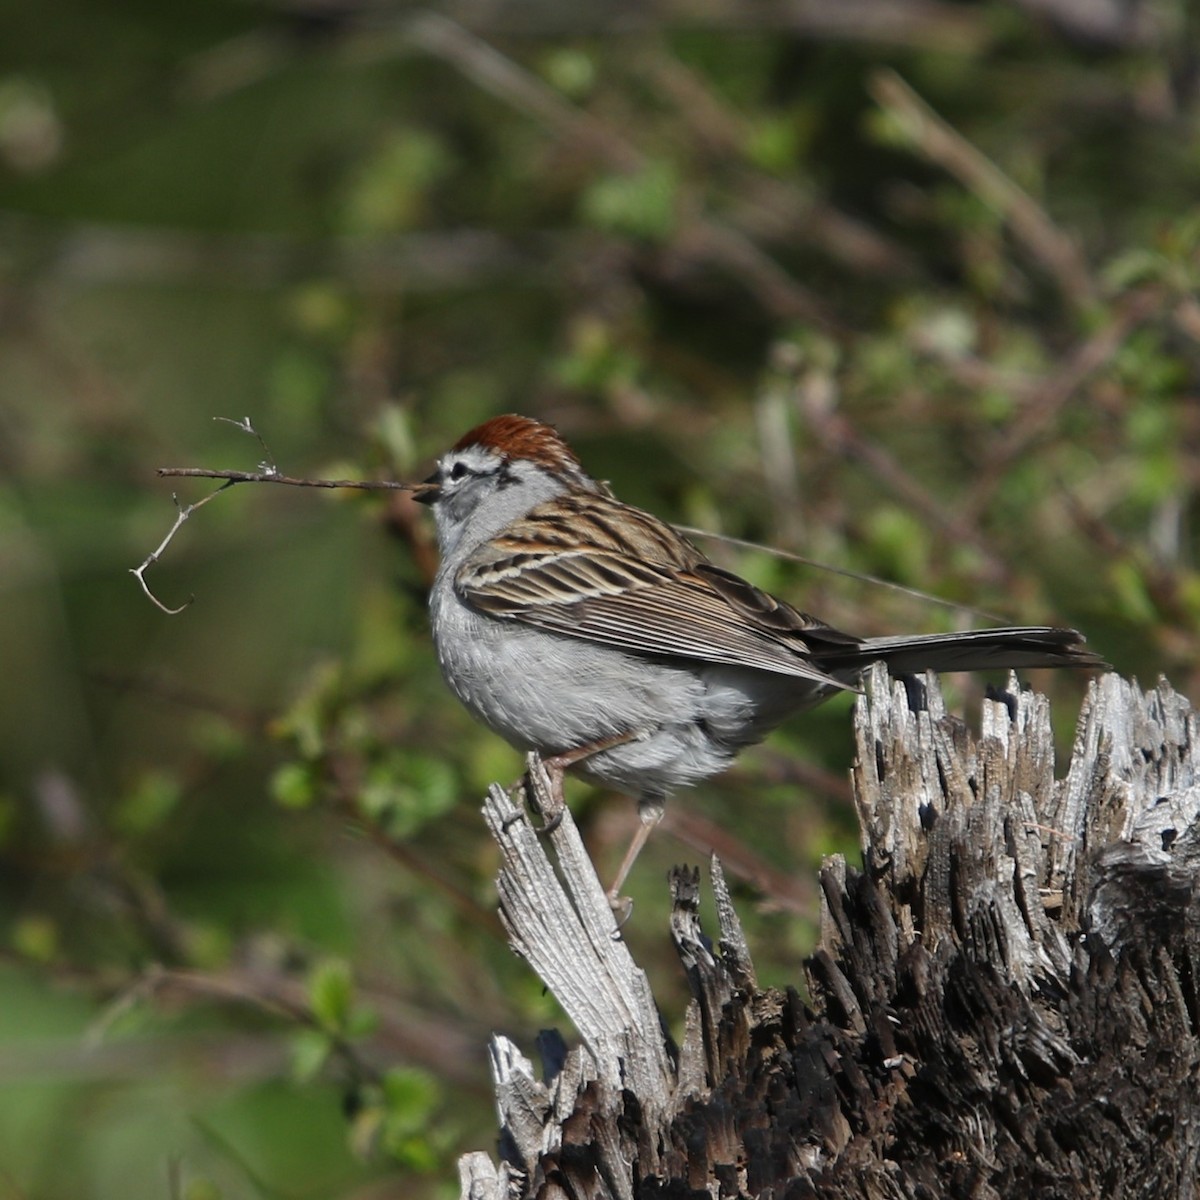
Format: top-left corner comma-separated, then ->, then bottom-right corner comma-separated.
409,475 -> 441,505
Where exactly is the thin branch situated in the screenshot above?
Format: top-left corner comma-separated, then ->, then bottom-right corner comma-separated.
403,11 -> 833,326
156,467 -> 412,490
869,69 -> 1096,311
961,287 -> 1160,521
795,398 -> 1014,589
130,485 -> 233,614
636,47 -> 919,280
135,472 -> 412,612
135,415 -> 417,613
213,414 -> 277,471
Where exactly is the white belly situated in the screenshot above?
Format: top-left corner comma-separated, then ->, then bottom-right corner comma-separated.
429,584 -> 820,801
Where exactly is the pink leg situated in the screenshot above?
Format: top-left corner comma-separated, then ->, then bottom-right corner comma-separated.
606,796 -> 666,913
542,727 -> 645,777
518,729 -> 645,831
516,733 -> 666,912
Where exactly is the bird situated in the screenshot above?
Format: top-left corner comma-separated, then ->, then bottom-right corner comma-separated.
411,414 -> 1103,904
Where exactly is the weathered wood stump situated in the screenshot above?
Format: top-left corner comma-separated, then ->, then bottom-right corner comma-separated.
458,666 -> 1200,1199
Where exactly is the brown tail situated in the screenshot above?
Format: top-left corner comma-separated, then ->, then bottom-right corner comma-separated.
812,626 -> 1105,677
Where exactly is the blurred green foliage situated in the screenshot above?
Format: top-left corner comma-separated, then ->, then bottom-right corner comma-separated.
1,1 -> 1198,1196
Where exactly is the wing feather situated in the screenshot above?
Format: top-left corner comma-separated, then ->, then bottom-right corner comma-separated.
455,494 -> 855,688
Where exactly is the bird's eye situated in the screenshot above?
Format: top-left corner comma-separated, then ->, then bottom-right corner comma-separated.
449,462 -> 469,481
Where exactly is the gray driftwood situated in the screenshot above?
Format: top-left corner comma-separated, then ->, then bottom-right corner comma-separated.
458,665 -> 1200,1199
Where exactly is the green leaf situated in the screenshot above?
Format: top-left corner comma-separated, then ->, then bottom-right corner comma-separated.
359,750 -> 457,838
551,317 -> 643,392
380,1068 -> 442,1168
746,115 -> 804,174
382,1066 -> 440,1118
291,1028 -> 333,1083
346,1007 -> 379,1039
271,661 -> 344,759
308,958 -> 354,1033
1108,559 -> 1158,626
270,761 -> 318,810
541,48 -> 596,98
913,305 -> 977,358
579,161 -> 680,242
372,403 -> 418,472
341,127 -> 455,234
115,769 -> 182,835
183,1178 -> 223,1200
863,507 -> 932,584
12,914 -> 57,962
1102,248 -> 1164,292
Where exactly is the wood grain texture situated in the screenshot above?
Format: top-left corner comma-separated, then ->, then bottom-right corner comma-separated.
461,667 -> 1200,1198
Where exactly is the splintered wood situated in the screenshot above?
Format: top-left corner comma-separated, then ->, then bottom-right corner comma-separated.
460,668 -> 1200,1199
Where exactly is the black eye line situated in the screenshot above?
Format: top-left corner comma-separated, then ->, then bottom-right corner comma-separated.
449,461 -> 469,481
497,462 -> 520,489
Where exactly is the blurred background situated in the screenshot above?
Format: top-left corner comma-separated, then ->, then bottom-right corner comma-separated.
2,0 -> 1198,1195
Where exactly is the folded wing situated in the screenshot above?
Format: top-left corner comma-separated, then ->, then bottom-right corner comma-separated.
456,493 -> 855,689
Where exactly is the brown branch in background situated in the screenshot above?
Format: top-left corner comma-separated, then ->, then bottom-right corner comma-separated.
184,0 -> 987,107
79,961 -> 489,1092
423,0 -> 987,46
384,490 -> 441,586
1008,0 -> 1160,47
0,210 -> 561,292
402,11 -> 641,171
665,220 -> 831,325
327,762 -> 507,943
869,69 -> 1097,312
662,807 -> 817,916
354,815 -> 506,940
798,395 -> 1013,588
1059,483 -> 1198,652
1174,296 -> 1200,343
89,670 -> 268,737
637,47 -> 920,280
962,287 -> 1161,522
403,11 -> 833,327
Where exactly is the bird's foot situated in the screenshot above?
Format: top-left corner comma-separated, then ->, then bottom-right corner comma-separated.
515,752 -> 566,833
607,890 -> 634,928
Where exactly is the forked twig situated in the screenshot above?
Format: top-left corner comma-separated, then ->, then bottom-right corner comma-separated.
130,484 -> 234,614
133,416 -> 415,613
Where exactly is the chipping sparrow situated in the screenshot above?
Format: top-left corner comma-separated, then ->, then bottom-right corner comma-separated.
413,414 -> 1102,901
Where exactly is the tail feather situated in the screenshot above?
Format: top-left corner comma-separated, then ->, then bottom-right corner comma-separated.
812,626 -> 1105,677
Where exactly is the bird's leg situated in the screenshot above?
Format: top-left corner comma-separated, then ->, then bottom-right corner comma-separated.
606,795 -> 665,915
517,729 -> 646,833
517,753 -> 563,832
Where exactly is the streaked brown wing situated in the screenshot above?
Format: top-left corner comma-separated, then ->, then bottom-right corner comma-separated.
455,494 -> 857,687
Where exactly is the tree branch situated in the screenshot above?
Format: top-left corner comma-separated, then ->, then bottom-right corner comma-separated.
155,467 -> 412,491
133,417 -> 415,613
870,68 -> 1096,311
